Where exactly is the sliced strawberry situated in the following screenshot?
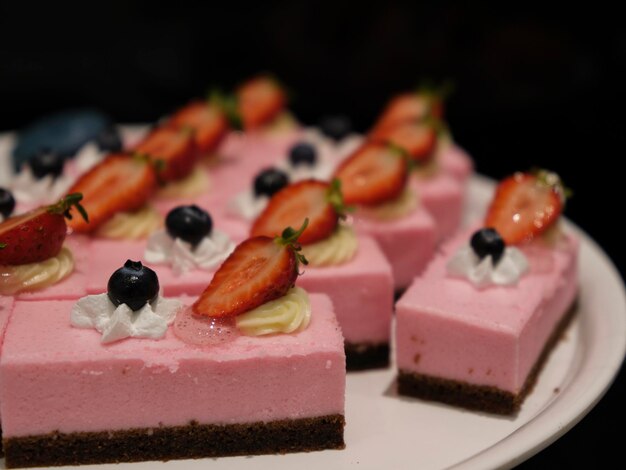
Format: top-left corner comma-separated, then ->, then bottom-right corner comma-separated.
370,92 -> 442,139
236,75 -> 286,130
0,194 -> 87,265
251,180 -> 347,245
373,121 -> 437,162
134,126 -> 197,181
485,171 -> 565,245
333,142 -> 409,206
192,222 -> 308,318
66,154 -> 157,233
168,101 -> 229,154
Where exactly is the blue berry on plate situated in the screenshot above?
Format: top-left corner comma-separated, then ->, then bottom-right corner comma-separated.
319,115 -> 352,141
0,188 -> 16,218
29,149 -> 64,180
166,205 -> 213,247
470,228 -> 506,264
96,126 -> 123,153
107,260 -> 160,311
289,142 -> 317,167
253,168 -> 289,198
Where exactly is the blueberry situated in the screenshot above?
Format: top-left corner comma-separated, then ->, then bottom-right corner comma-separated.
28,149 -> 64,180
253,168 -> 289,198
289,142 -> 317,167
319,115 -> 352,141
470,228 -> 506,264
0,188 -> 16,218
96,126 -> 123,153
107,260 -> 160,311
165,205 -> 213,247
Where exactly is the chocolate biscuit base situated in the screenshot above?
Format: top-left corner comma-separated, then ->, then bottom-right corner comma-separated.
346,342 -> 390,371
398,300 -> 578,415
3,414 -> 345,469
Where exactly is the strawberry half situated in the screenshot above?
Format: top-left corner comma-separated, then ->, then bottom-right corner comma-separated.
192,221 -> 308,318
66,154 -> 157,233
236,75 -> 286,130
370,92 -> 442,139
372,121 -> 437,163
251,179 -> 349,245
485,170 -> 565,245
333,142 -> 409,206
134,126 -> 197,181
0,193 -> 88,265
167,100 -> 229,154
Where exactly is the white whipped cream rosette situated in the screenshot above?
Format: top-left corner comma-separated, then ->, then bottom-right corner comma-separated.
71,292 -> 183,344
447,244 -> 529,288
144,229 -> 235,276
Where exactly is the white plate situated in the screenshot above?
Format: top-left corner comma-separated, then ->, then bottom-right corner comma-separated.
0,146 -> 624,470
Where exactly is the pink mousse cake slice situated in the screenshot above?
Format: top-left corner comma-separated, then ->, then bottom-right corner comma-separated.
438,142 -> 473,183
412,173 -> 464,242
0,295 -> 14,439
395,228 -> 579,414
352,205 -> 436,291
297,236 -> 394,370
0,293 -> 345,468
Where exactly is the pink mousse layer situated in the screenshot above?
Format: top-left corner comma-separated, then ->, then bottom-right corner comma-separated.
438,143 -> 473,183
297,236 -> 393,344
0,293 -> 345,438
85,237 -> 225,297
0,296 -> 14,422
352,206 -> 436,290
14,234 -> 90,301
395,229 -> 579,394
412,173 -> 464,242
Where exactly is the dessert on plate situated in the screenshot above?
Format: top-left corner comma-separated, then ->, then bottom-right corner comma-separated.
250,179 -> 394,369
395,170 -> 578,414
0,223 -> 346,467
369,88 -> 471,241
333,141 -> 436,290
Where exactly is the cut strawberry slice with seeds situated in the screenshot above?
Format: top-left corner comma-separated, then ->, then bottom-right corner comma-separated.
485,171 -> 565,245
167,101 -> 229,154
192,221 -> 308,318
134,126 -> 197,181
0,193 -> 87,265
333,142 -> 409,206
251,179 -> 349,245
370,92 -> 442,139
372,121 -> 437,163
236,75 -> 286,130
66,154 -> 157,233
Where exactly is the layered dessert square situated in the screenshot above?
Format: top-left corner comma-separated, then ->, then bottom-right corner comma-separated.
395,170 -> 578,414
0,293 -> 345,468
297,236 -> 394,370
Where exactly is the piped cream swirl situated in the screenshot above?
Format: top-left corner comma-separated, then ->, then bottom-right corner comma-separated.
359,187 -> 417,220
236,287 -> 311,336
301,225 -> 358,267
156,166 -> 210,199
0,247 -> 74,295
96,205 -> 162,240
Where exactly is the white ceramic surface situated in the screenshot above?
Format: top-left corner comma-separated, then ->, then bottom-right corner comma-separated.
0,138 -> 624,470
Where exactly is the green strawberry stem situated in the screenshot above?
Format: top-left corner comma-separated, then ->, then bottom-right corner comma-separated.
532,168 -> 573,201
416,78 -> 455,101
48,193 -> 89,223
326,178 -> 354,219
0,243 -> 5,249
207,89 -> 243,131
275,218 -> 309,267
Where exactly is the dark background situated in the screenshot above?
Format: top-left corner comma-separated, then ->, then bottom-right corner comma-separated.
1,3 -> 624,468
